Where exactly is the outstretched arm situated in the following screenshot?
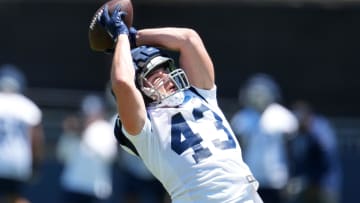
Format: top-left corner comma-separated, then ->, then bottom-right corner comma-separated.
98,5 -> 146,136
135,27 -> 215,90
111,35 -> 147,135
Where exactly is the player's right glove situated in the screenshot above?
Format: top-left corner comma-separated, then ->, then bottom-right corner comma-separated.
97,4 -> 129,40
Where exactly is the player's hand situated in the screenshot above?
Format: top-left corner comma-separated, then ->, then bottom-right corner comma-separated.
97,4 -> 129,40
129,27 -> 137,48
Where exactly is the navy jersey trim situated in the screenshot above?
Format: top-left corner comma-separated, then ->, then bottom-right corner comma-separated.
113,116 -> 140,156
189,86 -> 208,103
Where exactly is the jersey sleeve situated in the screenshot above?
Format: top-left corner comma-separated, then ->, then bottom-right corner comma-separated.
122,118 -> 152,143
114,116 -> 138,156
114,116 -> 152,157
191,85 -> 218,106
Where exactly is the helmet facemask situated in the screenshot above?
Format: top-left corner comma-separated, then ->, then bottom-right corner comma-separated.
137,57 -> 190,106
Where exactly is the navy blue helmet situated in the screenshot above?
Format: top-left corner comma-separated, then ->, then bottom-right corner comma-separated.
131,46 -> 190,105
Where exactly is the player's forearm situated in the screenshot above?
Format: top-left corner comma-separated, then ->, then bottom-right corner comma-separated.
136,27 -> 214,89
111,35 -> 135,88
111,35 -> 136,115
136,27 -> 198,51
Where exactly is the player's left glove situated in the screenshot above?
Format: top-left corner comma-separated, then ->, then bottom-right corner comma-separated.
97,4 -> 129,40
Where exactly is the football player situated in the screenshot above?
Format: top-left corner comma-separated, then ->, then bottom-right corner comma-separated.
0,64 -> 44,203
97,5 -> 263,203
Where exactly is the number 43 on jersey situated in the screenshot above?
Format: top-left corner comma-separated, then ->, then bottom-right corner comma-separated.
171,104 -> 236,163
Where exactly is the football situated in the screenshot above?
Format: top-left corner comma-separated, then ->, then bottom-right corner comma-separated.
88,0 -> 133,52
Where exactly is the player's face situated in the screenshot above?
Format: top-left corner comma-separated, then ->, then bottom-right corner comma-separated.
143,66 -> 176,98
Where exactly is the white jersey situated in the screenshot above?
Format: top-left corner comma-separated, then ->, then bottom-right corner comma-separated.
118,86 -> 257,203
60,120 -> 118,199
0,92 -> 42,180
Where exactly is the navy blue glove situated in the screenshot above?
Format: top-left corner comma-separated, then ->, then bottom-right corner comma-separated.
129,27 -> 137,48
97,4 -> 129,40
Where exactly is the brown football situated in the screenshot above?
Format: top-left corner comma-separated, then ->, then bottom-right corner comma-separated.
88,0 -> 133,52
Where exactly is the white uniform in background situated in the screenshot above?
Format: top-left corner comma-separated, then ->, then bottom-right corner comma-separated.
60,119 -> 118,199
60,94 -> 118,201
0,92 -> 42,181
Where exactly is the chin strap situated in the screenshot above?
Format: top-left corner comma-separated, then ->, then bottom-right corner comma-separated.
156,91 -> 185,107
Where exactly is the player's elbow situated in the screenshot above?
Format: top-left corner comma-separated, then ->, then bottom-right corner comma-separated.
111,76 -> 135,96
177,28 -> 205,52
179,28 -> 202,45
111,64 -> 135,88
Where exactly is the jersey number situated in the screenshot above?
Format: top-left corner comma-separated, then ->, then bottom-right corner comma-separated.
171,104 -> 236,163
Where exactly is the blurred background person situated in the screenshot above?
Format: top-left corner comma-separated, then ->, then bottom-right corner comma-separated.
0,64 -> 44,203
230,73 -> 298,203
116,150 -> 169,203
286,100 -> 342,203
59,94 -> 118,203
56,114 -> 82,165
